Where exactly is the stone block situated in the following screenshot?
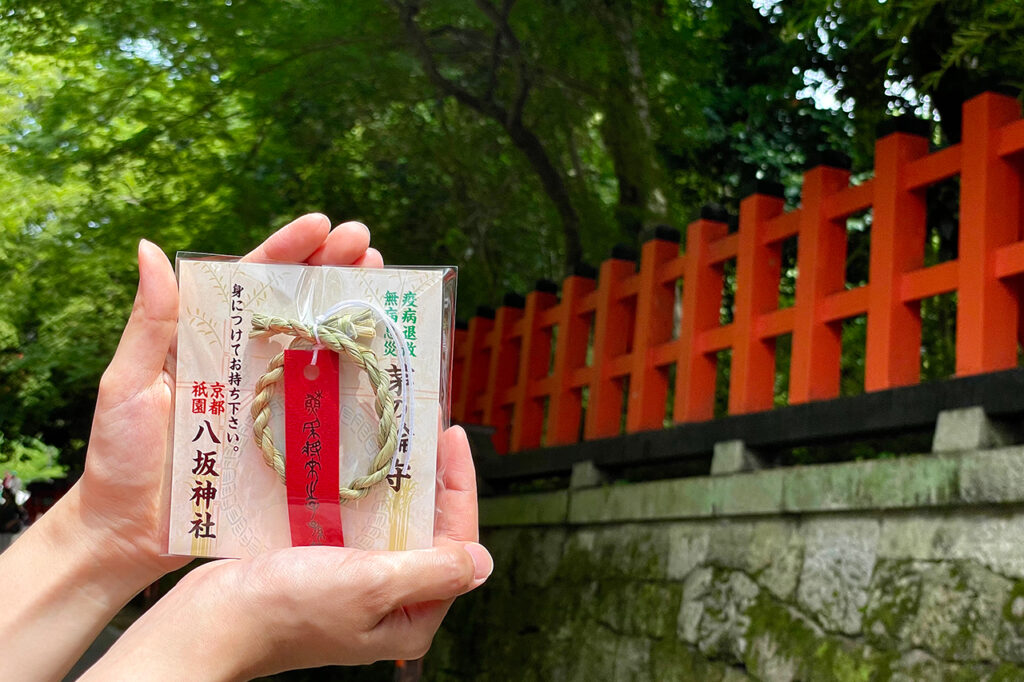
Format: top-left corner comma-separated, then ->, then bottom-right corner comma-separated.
479,490 -> 568,527
959,446 -> 1024,504
796,518 -> 879,635
932,406 -> 1014,453
570,459 -> 608,489
712,469 -> 785,515
711,440 -> 764,476
569,477 -> 712,523
667,525 -> 710,580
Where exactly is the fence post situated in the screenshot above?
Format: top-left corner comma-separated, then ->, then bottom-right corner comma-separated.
789,162 -> 851,403
730,184 -> 785,414
958,91 -> 1023,376
482,295 -> 524,454
865,124 -> 929,391
626,228 -> 680,432
509,282 -> 559,451
454,309 -> 495,425
675,210 -> 729,422
546,269 -> 596,445
584,250 -> 636,440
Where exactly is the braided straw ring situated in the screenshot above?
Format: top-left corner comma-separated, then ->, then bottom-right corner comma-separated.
248,310 -> 399,501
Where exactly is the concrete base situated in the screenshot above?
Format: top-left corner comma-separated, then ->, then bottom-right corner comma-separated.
711,440 -> 763,476
570,460 -> 608,489
932,406 -> 1015,453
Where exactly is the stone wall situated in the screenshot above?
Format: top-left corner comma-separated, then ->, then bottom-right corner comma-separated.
427,445 -> 1024,681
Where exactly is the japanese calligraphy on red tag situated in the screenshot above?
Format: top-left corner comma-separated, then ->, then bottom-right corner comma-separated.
283,349 -> 345,547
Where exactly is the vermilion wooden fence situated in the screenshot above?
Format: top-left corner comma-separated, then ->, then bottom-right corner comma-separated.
451,91 -> 1024,455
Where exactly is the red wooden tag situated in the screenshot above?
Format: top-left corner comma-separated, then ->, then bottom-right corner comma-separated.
283,349 -> 345,547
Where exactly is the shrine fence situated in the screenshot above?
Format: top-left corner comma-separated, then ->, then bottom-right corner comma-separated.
450,91 -> 1024,483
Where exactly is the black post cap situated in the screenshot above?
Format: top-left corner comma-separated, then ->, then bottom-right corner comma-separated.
475,305 -> 496,320
502,291 -> 526,309
963,79 -> 1021,100
749,178 -> 786,196
572,262 -> 598,279
641,224 -> 681,244
699,203 -> 731,223
534,278 -> 559,295
610,243 -> 638,261
805,150 -> 852,171
876,115 -> 930,139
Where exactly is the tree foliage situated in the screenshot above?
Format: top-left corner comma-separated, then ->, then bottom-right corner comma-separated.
0,0 -> 1020,469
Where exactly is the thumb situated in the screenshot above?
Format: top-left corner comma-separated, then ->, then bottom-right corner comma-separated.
370,542 -> 494,614
99,240 -> 179,402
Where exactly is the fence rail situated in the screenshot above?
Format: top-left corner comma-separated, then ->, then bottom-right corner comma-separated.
452,91 -> 1024,456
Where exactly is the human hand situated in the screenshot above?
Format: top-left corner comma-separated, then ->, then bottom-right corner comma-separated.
0,215 -> 384,681
82,425 -> 491,680
77,214 -> 383,582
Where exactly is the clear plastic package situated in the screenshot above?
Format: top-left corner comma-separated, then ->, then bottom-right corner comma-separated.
162,254 -> 457,558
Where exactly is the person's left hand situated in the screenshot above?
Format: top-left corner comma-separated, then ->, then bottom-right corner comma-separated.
0,215 -> 385,681
77,215 -> 384,581
80,426 -> 491,680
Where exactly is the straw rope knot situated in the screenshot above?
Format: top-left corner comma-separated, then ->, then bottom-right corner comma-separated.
248,310 -> 398,502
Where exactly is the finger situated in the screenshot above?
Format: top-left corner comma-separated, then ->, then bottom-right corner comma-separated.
435,426 -> 479,543
367,543 -> 491,615
241,213 -> 330,263
306,221 -> 371,266
100,240 -> 178,400
372,598 -> 453,661
352,247 -> 384,268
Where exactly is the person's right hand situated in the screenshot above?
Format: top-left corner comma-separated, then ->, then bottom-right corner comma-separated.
81,425 -> 491,680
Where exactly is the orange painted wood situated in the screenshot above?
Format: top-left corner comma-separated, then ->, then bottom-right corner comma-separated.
675,219 -> 729,422
509,290 -> 559,451
626,237 -> 679,432
578,290 -> 599,313
656,256 -> 687,284
451,92 -> 1024,452
607,353 -> 633,378
903,145 -> 962,191
570,366 -> 594,389
707,233 -> 739,265
996,118 -> 1024,158
481,304 -> 523,454
650,338 -> 681,368
584,258 -> 636,439
995,242 -> 1024,278
538,306 -> 560,328
618,273 -> 642,298
756,307 -> 796,339
899,262 -> 959,302
820,287 -> 870,323
763,210 -> 801,244
865,131 -> 929,391
529,374 -> 554,398
454,316 -> 494,425
730,193 -> 785,413
790,166 -> 851,403
697,324 -> 734,353
823,181 -> 873,221
957,92 -> 1023,376
546,275 -> 596,445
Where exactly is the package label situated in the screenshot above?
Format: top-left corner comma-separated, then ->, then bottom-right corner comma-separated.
168,260 -> 445,558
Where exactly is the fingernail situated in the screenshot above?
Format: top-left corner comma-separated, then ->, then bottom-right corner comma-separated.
464,542 -> 493,582
352,221 -> 371,242
137,240 -> 153,297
